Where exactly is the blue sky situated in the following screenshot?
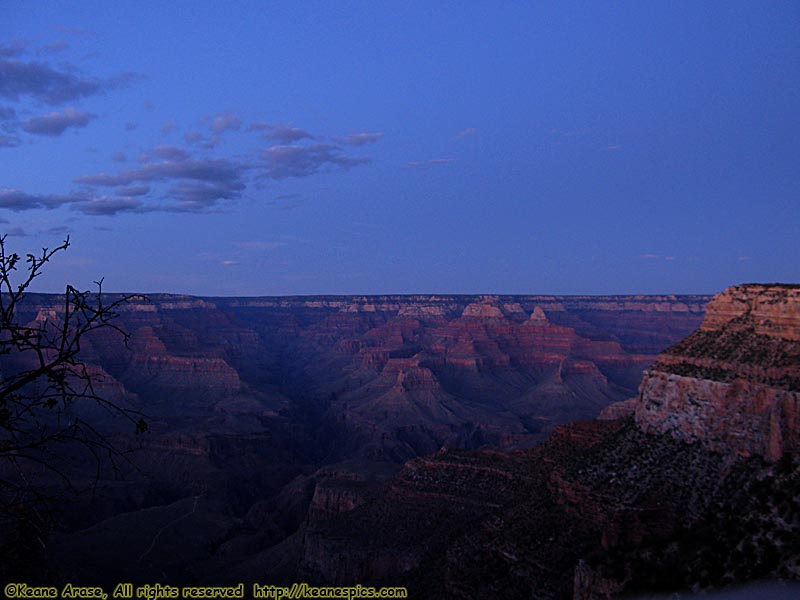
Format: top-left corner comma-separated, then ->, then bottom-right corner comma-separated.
1,1 -> 798,295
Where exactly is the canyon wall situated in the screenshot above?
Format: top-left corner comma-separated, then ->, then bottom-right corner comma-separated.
633,285 -> 800,461
296,285 -> 800,599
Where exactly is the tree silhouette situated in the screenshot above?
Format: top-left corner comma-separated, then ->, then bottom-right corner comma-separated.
0,235 -> 146,564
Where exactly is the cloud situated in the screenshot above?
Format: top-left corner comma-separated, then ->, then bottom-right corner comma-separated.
639,253 -> 675,261
455,127 -> 476,139
0,188 -> 149,216
249,122 -> 314,143
262,144 -> 369,179
405,157 -> 456,168
278,201 -> 303,210
0,58 -> 105,104
221,260 -> 239,266
41,225 -> 70,235
142,145 -> 190,162
56,26 -> 98,37
111,151 -> 126,162
116,185 -> 150,197
39,41 -> 70,55
77,197 -> 144,216
0,42 -> 27,58
161,119 -> 177,135
4,226 -> 28,237
21,107 -> 96,136
72,153 -> 246,213
0,135 -> 21,148
76,157 -> 242,188
0,106 -> 16,120
331,132 -> 384,146
234,241 -> 288,251
209,112 -> 241,134
184,130 -> 220,148
0,189 -> 88,211
167,180 -> 245,212
267,125 -> 313,143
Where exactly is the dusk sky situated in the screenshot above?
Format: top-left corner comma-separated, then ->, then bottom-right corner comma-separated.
1,2 -> 798,296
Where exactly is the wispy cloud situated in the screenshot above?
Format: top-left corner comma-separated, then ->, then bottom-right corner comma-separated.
249,122 -> 313,143
21,107 -> 96,136
75,157 -> 242,188
0,57 -> 133,104
455,127 -> 476,139
184,130 -> 220,148
160,119 -> 177,135
56,26 -> 98,38
0,189 -> 89,211
639,253 -> 675,261
78,197 -> 144,216
262,144 -> 369,179
73,150 -> 246,212
234,241 -> 288,251
0,135 -> 21,148
0,42 -> 28,58
38,41 -> 70,55
140,144 -> 190,162
0,189 -> 142,217
208,112 -> 241,134
331,131 -> 384,146
167,180 -> 245,212
41,225 -> 70,235
116,185 -> 150,197
405,157 -> 456,168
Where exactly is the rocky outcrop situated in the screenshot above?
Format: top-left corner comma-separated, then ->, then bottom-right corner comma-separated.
635,284 -> 800,461
700,284 -> 800,340
597,398 -> 636,421
461,300 -> 505,318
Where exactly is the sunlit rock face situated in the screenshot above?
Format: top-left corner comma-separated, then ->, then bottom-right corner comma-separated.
634,285 -> 800,461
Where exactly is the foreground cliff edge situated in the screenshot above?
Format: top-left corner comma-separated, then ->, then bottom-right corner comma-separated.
297,284 -> 799,599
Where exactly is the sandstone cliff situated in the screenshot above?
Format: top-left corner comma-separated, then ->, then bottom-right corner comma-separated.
634,284 -> 800,461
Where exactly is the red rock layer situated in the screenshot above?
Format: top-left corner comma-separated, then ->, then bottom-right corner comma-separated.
633,284 -> 800,461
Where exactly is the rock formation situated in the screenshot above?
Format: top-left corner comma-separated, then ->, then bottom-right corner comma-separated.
3,291 -> 714,591
294,284 -> 800,599
634,284 -> 800,461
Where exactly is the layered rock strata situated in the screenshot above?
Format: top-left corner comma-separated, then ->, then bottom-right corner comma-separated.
634,284 -> 800,461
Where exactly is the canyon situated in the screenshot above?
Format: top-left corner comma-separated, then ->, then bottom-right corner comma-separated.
295,285 -> 799,598
4,287 -> 798,597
